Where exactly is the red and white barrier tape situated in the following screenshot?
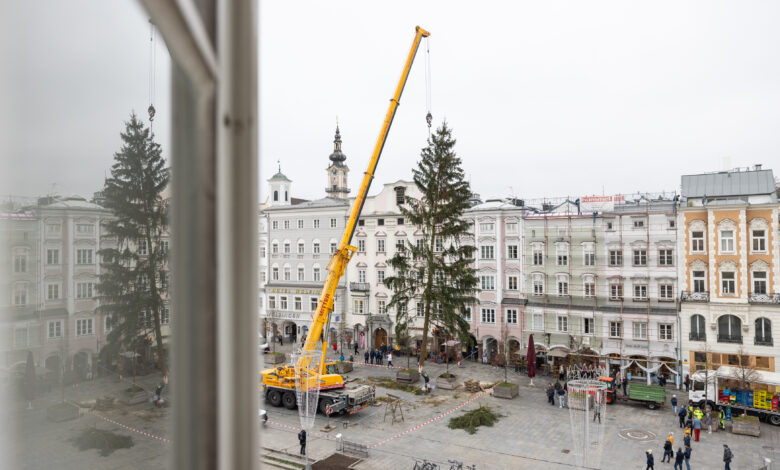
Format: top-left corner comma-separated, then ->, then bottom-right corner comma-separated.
90,410 -> 171,444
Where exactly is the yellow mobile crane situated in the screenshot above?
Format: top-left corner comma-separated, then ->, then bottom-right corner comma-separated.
261,26 -> 431,415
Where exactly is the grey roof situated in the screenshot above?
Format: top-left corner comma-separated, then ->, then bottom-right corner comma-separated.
681,169 -> 775,198
268,171 -> 292,182
262,197 -> 349,211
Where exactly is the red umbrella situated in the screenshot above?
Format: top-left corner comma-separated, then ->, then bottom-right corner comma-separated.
527,334 -> 536,379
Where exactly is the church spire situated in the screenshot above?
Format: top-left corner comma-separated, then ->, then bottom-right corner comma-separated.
326,124 -> 350,199
329,125 -> 346,165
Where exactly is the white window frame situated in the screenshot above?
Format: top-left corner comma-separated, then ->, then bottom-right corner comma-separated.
532,274 -> 544,295
313,267 -> 321,282
480,245 -> 495,260
609,283 -> 623,300
609,321 -> 622,338
357,239 -> 365,253
297,219 -> 303,229
76,318 -> 94,337
283,266 -> 291,281
313,219 -> 320,229
506,309 -> 518,325
297,241 -> 304,254
76,248 -> 93,265
330,218 -> 337,228
556,274 -> 569,296
632,322 -> 648,340
659,323 -> 673,341
377,239 -> 385,253
557,315 -> 568,332
354,299 -> 364,314
719,229 -> 735,254
46,248 -> 60,265
283,220 -> 290,230
313,242 -> 320,254
659,283 -> 674,300
479,222 -> 494,233
506,245 -> 518,260
358,269 -> 366,283
584,317 -> 594,335
753,271 -> 768,294
632,249 -> 647,266
310,297 -> 318,311
507,275 -> 518,291
691,230 -> 704,253
377,270 -> 385,284
47,320 -> 63,339
13,250 -> 29,273
46,283 -> 60,300
297,267 -> 304,281
532,246 -> 544,266
659,249 -> 673,266
279,296 -> 288,310
751,229 -> 767,253
377,300 -> 387,315
268,296 -> 276,309
721,271 -> 736,295
480,308 -> 496,324
76,281 -> 94,299
480,275 -> 495,290
532,313 -> 544,331
633,284 -> 647,301
462,307 -> 472,322
294,297 -> 302,311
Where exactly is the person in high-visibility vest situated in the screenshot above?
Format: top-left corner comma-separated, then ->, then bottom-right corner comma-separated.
693,408 -> 703,420
718,407 -> 726,430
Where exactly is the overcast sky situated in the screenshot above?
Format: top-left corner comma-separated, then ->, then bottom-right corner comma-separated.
3,1 -> 780,203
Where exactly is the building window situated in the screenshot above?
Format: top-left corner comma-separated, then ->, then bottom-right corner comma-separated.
556,244 -> 568,266
377,219 -> 384,226
659,249 -> 673,266
721,271 -> 735,295
755,318 -> 772,345
283,242 -> 291,254
584,280 -> 595,297
76,249 -> 93,265
506,309 -> 518,324
532,274 -> 544,295
532,313 -> 544,330
752,229 -> 767,252
416,302 -> 424,317
609,321 -> 622,338
507,245 -> 518,260
297,267 -> 304,281
76,282 -> 93,299
557,275 -> 569,296
397,218 -> 405,225
260,272 -> 266,282
313,219 -> 320,229
659,284 -> 674,300
273,190 -> 278,202
507,276 -> 518,290
13,284 -> 27,306
462,307 -> 472,322
268,296 -> 276,309
310,297 -> 318,311
690,314 -> 705,341
395,239 -> 405,252
377,239 -> 385,253
138,239 -> 148,255
605,220 -> 614,230
719,229 -> 735,253
313,267 -> 321,282
47,223 -> 62,235
47,284 -> 59,300
357,240 -> 366,253
353,299 -> 364,315
633,284 -> 647,301
358,269 -> 366,283
584,317 -> 594,335
480,245 -> 495,259
434,237 -> 443,252
691,231 -> 704,253
718,314 -> 742,343
46,248 -> 60,265
668,219 -> 676,229
377,270 -> 385,284
532,246 -> 544,266
297,220 -> 304,229
76,318 -> 94,336
272,242 -> 279,254
608,250 -> 622,266
76,223 -> 95,235
557,316 -> 568,332
330,242 -> 337,254
377,300 -> 387,315
260,246 -> 266,258
506,222 -> 518,234
272,220 -> 278,230
479,222 -> 494,233
284,267 -> 291,281
297,242 -> 304,254
583,246 -> 595,266
633,219 -> 645,228
47,320 -> 63,339
395,186 -> 406,204
330,218 -> 337,228
13,250 -> 28,273
272,267 -> 279,280
480,275 -> 495,290
284,220 -> 290,230
480,308 -> 496,324
659,324 -> 673,341
294,297 -> 302,311
609,283 -> 623,300
692,270 -> 706,293
313,242 -> 320,254
753,271 -> 767,294
632,250 -> 647,266
279,296 -> 288,310
161,307 -> 170,325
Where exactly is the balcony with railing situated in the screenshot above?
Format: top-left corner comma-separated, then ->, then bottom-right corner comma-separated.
755,336 -> 774,347
689,332 -> 706,341
749,292 -> 780,304
717,334 -> 742,344
349,282 -> 370,292
681,291 -> 709,302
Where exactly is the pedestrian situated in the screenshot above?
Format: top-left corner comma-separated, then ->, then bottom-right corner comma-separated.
546,383 -> 555,405
154,382 -> 164,407
668,432 -> 674,447
723,444 -> 733,470
376,349 -> 383,365
593,398 -> 601,423
457,355 -> 462,367
704,409 -> 713,434
678,405 -> 687,428
671,394 -> 678,415
692,415 -> 702,441
557,387 -> 566,408
622,375 -> 628,397
354,343 -> 359,355
718,407 -> 726,430
683,445 -> 692,470
661,438 -> 673,463
387,352 -> 393,367
279,334 -> 284,346
683,428 -> 691,447
369,349 -> 375,364
684,374 -> 690,392
674,447 -> 684,470
364,351 -> 369,364
659,375 -> 667,387
339,352 -> 345,362
298,429 -> 306,456
645,449 -> 655,470
423,371 -> 430,393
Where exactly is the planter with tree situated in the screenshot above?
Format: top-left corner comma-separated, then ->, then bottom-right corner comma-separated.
395,319 -> 420,383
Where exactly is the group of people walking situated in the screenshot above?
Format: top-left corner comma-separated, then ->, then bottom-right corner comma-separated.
361,344 -> 393,367
545,381 -> 567,408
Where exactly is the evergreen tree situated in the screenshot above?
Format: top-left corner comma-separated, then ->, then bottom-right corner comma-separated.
98,113 -> 169,376
385,122 -> 478,371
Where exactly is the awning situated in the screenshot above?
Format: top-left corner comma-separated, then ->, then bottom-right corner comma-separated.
548,349 -> 569,358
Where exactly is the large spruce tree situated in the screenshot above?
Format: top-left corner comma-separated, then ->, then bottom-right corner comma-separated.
385,122 -> 478,371
98,113 -> 169,376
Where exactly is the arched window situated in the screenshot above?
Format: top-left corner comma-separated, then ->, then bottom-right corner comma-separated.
690,314 -> 705,341
284,191 -> 288,201
273,190 -> 278,201
717,315 -> 742,343
755,318 -> 772,346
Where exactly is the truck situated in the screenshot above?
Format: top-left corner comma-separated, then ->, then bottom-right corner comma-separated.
689,366 -> 780,426
260,26 -> 431,416
599,376 -> 666,410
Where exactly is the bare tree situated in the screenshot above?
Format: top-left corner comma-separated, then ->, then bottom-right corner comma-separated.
731,345 -> 760,408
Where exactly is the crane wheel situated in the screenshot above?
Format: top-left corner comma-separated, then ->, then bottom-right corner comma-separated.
319,397 -> 334,415
267,389 -> 282,407
283,391 -> 297,410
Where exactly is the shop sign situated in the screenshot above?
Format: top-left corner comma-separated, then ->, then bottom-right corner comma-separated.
268,311 -> 304,320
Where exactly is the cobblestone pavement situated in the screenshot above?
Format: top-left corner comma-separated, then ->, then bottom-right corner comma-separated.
8,346 -> 780,469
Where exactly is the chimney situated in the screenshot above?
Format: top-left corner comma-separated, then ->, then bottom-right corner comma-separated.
754,163 -> 763,171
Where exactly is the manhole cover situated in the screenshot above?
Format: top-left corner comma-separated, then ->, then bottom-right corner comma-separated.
561,449 -> 570,454
618,429 -> 656,441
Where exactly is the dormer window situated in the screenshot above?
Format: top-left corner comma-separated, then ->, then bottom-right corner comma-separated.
395,186 -> 406,205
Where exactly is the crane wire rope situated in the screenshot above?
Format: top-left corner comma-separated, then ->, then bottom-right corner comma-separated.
148,19 -> 157,129
424,36 -> 432,136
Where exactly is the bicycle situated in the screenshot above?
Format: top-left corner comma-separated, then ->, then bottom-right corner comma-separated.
412,459 -> 438,470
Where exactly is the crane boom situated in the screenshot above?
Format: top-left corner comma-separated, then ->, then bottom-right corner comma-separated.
301,26 -> 430,373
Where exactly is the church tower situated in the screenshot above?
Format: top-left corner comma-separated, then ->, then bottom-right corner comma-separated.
326,126 -> 350,199
267,162 -> 292,207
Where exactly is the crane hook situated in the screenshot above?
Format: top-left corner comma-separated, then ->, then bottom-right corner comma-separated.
148,104 -> 156,122
426,112 -> 432,128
